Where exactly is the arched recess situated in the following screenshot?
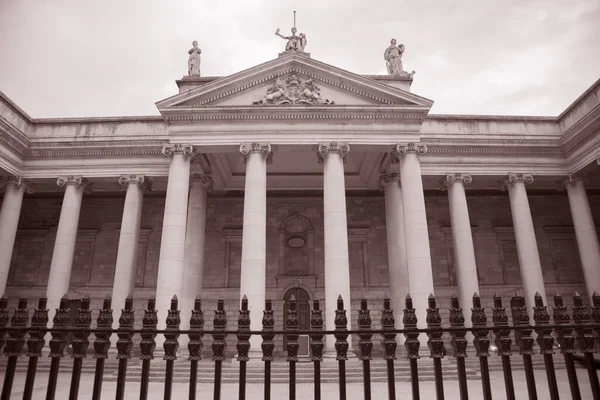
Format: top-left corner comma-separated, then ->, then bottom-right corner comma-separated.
283,286 -> 311,331
278,213 -> 315,276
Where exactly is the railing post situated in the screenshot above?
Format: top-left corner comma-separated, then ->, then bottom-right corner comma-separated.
286,295 -> 300,400
139,297 -> 158,400
23,297 -> 48,400
1,297 -> 28,400
426,294 -> 446,400
334,295 -> 349,400
188,296 -> 204,400
403,295 -> 419,400
572,292 -> 600,399
261,300 -> 274,400
382,298 -> 398,400
163,295 -> 181,400
492,295 -> 515,400
0,297 -> 9,354
533,292 -> 559,400
552,293 -> 580,400
115,296 -> 134,400
471,293 -> 491,400
237,295 -> 251,400
68,296 -> 91,400
510,295 -> 537,400
358,299 -> 373,400
448,295 -> 468,400
310,300 -> 324,400
212,299 -> 227,400
46,295 -> 70,400
91,296 -> 113,400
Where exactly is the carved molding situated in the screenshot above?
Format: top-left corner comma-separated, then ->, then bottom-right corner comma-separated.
0,176 -> 35,194
390,142 -> 428,164
190,173 -> 214,190
440,173 -> 473,190
499,173 -> 534,190
378,173 -> 400,190
56,176 -> 93,193
161,144 -> 194,157
118,174 -> 152,192
317,142 -> 350,164
239,143 -> 273,165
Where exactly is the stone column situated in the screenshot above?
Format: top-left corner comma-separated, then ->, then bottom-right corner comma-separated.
155,144 -> 193,325
441,173 -> 480,327
379,173 -> 408,342
502,173 -> 547,312
392,143 -> 434,330
0,177 -> 34,297
46,176 -> 92,313
318,142 -> 352,353
180,174 -> 213,338
239,143 -> 271,354
111,174 -> 150,335
560,173 -> 600,301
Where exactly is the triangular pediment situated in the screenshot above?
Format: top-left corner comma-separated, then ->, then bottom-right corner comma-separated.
156,54 -> 433,113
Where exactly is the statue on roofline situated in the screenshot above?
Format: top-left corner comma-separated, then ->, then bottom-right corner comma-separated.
275,11 -> 307,53
384,38 -> 415,78
187,40 -> 202,77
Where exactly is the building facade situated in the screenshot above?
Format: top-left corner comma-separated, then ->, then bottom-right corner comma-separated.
1,48 -> 600,355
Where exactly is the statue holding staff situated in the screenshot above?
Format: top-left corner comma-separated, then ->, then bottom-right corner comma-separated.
188,40 -> 202,76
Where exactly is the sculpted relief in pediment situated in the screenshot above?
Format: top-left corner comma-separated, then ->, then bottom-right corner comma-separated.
253,74 -> 335,106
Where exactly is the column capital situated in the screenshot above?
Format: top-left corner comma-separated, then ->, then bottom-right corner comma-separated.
239,143 -> 273,164
0,176 -> 35,194
440,173 -> 473,190
118,174 -> 152,191
557,173 -> 589,191
56,176 -> 93,193
190,174 -> 214,190
162,144 -> 194,157
317,142 -> 350,164
499,173 -> 533,190
390,142 -> 428,163
378,173 -> 401,190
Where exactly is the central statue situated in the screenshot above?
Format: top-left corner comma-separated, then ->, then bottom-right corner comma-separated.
275,27 -> 307,52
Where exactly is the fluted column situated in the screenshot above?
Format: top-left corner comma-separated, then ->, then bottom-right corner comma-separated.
318,142 -> 352,352
111,174 -> 150,336
47,176 -> 92,313
502,173 -> 546,312
0,177 -> 34,296
379,173 -> 408,343
239,143 -> 271,354
560,173 -> 600,301
155,144 -> 193,325
180,174 -> 213,339
441,173 -> 480,328
392,143 -> 434,329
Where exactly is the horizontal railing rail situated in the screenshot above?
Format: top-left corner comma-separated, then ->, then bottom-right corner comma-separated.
0,291 -> 598,400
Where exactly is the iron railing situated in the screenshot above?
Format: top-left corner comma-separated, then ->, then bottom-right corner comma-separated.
0,291 -> 599,400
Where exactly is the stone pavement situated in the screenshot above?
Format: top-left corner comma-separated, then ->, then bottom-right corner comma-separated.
1,369 -> 598,399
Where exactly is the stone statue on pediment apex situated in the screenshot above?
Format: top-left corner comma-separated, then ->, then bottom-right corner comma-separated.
384,38 -> 415,78
275,27 -> 307,53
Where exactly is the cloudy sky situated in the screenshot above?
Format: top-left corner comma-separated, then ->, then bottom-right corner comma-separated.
0,0 -> 598,118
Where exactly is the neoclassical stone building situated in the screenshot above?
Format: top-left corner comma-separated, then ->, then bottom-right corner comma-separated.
1,45 -> 600,355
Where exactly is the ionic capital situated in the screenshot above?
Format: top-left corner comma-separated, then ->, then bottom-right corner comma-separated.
118,174 -> 152,191
499,173 -> 533,190
317,142 -> 350,164
162,144 -> 194,157
440,173 -> 473,190
0,176 -> 35,194
378,173 -> 401,191
239,143 -> 273,165
557,173 -> 588,191
56,176 -> 93,193
390,142 -> 428,164
190,174 -> 214,190
597,156 -> 600,166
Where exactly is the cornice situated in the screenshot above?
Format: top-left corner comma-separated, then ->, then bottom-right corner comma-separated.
426,144 -> 564,157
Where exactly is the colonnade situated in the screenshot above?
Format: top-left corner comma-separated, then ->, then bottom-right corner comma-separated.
1,144 -> 600,354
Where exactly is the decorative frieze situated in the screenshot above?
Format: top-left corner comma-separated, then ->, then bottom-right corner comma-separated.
0,176 -> 35,194
190,174 -> 214,190
239,143 -> 273,164
317,142 -> 350,164
378,173 -> 400,190
499,173 -> 533,190
390,142 -> 428,164
161,144 -> 194,157
118,174 -> 152,192
440,173 -> 473,190
56,176 -> 93,193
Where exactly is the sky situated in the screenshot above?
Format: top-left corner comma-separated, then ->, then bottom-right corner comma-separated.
0,0 -> 598,118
